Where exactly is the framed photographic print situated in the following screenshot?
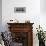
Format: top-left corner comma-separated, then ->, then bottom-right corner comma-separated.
14,7 -> 26,13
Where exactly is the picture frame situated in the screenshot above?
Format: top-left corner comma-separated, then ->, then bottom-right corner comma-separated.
14,7 -> 26,13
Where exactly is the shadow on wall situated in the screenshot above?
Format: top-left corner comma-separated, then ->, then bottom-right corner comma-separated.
40,0 -> 46,14
0,0 -> 2,32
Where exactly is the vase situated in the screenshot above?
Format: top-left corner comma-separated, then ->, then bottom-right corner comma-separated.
39,40 -> 45,46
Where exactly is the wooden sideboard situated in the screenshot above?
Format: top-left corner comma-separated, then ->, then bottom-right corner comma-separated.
7,23 -> 34,46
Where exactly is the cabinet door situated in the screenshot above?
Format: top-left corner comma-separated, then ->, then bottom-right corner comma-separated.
11,32 -> 28,46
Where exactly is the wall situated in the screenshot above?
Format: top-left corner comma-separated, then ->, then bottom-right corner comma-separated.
40,0 -> 46,13
2,0 -> 46,46
2,0 -> 40,30
2,0 -> 40,46
0,0 -> 2,32
40,0 -> 46,31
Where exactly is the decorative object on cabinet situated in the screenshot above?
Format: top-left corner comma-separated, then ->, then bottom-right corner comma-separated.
25,20 -> 30,23
8,19 -> 19,23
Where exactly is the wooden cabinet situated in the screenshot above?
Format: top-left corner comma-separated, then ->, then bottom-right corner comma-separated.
7,23 -> 34,46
